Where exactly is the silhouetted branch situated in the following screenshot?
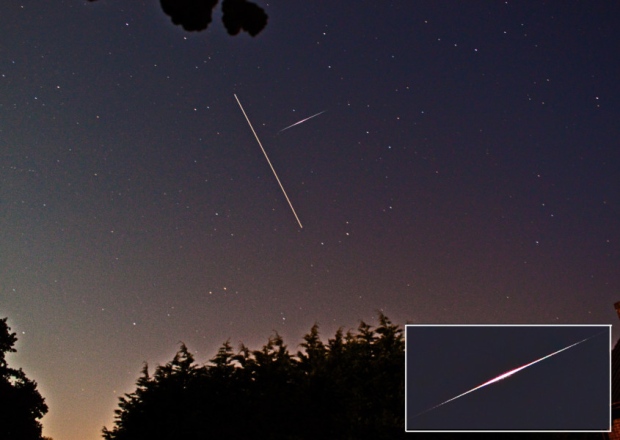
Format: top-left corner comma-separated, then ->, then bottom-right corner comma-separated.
87,0 -> 268,36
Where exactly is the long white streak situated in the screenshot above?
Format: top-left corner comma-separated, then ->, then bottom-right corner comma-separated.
277,110 -> 326,134
412,333 -> 599,418
234,94 -> 303,229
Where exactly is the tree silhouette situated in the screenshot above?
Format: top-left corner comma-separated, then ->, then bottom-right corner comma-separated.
103,313 -> 607,439
0,317 -> 48,440
87,0 -> 268,36
103,313 -> 408,440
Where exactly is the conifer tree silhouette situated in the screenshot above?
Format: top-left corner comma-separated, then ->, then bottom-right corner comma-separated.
0,317 -> 48,440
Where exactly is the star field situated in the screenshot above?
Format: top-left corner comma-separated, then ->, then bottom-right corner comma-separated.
1,2 -> 619,439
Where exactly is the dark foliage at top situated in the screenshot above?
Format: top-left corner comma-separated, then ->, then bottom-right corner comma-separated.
0,317 -> 48,440
159,0 -> 219,32
221,0 -> 268,36
102,313 -> 406,440
87,0 -> 268,36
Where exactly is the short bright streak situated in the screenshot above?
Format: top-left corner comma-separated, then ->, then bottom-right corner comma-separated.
277,110 -> 326,135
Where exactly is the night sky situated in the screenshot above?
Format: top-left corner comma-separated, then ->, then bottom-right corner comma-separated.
1,2 -> 619,439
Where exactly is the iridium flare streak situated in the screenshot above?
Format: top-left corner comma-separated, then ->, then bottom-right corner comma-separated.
234,94 -> 303,229
412,333 -> 600,418
277,110 -> 326,135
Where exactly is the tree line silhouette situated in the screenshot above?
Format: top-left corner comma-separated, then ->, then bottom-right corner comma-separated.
102,313 -> 405,440
101,313 -> 603,440
0,313 -> 606,439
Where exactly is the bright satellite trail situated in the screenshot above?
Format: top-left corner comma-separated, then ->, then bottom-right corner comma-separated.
234,94 -> 303,229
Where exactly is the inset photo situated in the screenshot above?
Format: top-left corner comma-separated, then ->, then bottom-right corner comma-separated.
406,325 -> 610,432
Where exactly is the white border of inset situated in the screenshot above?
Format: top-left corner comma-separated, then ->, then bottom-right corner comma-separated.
405,324 -> 611,433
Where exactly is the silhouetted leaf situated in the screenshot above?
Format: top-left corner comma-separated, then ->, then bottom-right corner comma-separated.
160,0 -> 219,32
222,0 -> 268,36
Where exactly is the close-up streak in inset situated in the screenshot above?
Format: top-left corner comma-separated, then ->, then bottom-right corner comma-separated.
411,331 -> 605,419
